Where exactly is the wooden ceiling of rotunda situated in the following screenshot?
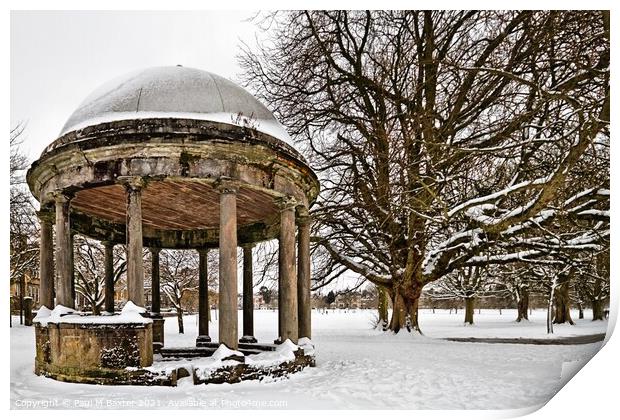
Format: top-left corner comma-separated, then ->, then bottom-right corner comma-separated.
71,180 -> 279,231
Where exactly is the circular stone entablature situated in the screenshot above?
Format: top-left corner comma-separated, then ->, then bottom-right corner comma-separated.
27,66 -> 319,249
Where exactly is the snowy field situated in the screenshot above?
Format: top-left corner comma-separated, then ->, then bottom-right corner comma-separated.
11,308 -> 609,410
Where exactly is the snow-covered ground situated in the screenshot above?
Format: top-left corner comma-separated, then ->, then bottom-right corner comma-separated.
11,308 -> 609,410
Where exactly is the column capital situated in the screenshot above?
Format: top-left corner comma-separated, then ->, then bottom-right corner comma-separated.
296,205 -> 311,226
101,240 -> 116,248
216,177 -> 238,194
275,195 -> 298,211
241,242 -> 256,251
39,192 -> 56,207
52,190 -> 74,203
197,247 -> 210,257
149,246 -> 162,254
117,176 -> 146,191
36,209 -> 55,224
296,204 -> 309,215
297,214 -> 312,227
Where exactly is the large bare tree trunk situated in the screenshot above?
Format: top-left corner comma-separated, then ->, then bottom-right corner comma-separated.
516,287 -> 529,322
389,286 -> 422,334
464,297 -> 475,324
591,264 -> 605,321
553,281 -> 574,325
547,281 -> 555,334
377,286 -> 389,330
592,299 -> 604,321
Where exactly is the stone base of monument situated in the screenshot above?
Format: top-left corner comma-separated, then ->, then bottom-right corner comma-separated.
33,308 -> 315,387
32,304 -> 169,385
154,340 -> 316,386
34,319 -> 161,385
193,348 -> 314,385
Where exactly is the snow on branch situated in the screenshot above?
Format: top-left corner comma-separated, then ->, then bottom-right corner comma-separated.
447,176 -> 550,218
313,236 -> 392,285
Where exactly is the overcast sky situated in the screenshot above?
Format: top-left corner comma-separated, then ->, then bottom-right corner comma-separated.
11,10 -> 257,161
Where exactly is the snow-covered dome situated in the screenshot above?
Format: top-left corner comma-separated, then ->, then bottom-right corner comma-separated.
60,66 -> 292,143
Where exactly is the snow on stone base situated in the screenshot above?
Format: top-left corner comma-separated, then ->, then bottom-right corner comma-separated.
298,337 -> 316,356
144,341 -> 313,383
32,305 -> 74,326
32,305 -> 52,324
32,301 -> 152,326
146,343 -> 245,380
211,344 -> 244,360
245,339 -> 299,367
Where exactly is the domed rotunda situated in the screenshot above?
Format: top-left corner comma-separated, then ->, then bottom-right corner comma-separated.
27,66 -> 319,385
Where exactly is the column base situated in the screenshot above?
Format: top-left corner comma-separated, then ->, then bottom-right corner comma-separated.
149,315 -> 165,353
196,335 -> 212,347
239,335 -> 258,344
273,338 -> 283,345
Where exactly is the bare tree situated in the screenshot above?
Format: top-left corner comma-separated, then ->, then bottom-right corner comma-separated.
74,237 -> 127,314
573,248 -> 609,321
10,124 -> 39,324
496,264 -> 535,322
424,266 -> 495,324
240,10 -> 609,333
252,241 -> 278,292
161,250 -> 199,334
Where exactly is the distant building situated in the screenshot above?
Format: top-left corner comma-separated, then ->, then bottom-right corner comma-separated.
334,293 -> 361,309
114,288 -> 128,309
360,295 -> 376,309
254,294 -> 265,308
10,269 -> 40,310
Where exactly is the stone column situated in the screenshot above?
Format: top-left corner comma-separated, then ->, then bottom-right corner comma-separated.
218,181 -> 238,349
150,247 -> 161,314
37,210 -> 54,309
297,211 -> 312,339
197,248 -> 212,345
149,247 -> 164,351
122,177 -> 145,308
240,244 -> 257,343
54,192 -> 74,309
70,233 -> 75,306
103,241 -> 115,313
277,197 -> 298,343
